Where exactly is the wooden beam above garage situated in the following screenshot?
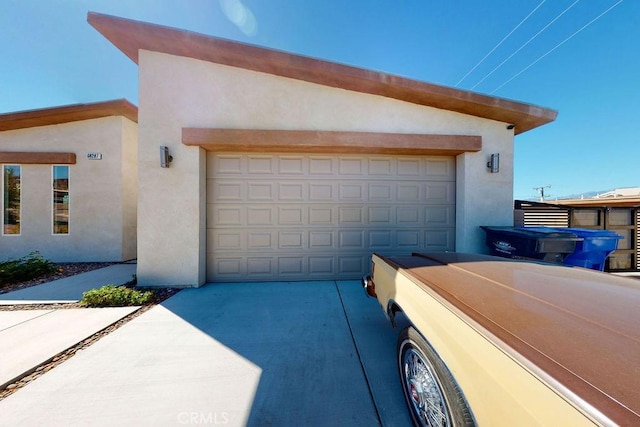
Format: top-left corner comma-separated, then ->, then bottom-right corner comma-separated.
0,152 -> 77,164
182,128 -> 481,156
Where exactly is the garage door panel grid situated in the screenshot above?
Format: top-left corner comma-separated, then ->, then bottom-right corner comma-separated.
207,153 -> 455,281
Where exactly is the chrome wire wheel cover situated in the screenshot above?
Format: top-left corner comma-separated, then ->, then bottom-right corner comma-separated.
402,347 -> 452,427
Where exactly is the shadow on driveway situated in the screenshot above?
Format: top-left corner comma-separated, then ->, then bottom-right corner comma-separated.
160,280 -> 410,426
0,280 -> 411,426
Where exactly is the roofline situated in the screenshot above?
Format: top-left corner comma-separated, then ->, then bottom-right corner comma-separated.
551,197 -> 640,208
0,99 -> 138,131
87,12 -> 557,135
516,198 -> 640,208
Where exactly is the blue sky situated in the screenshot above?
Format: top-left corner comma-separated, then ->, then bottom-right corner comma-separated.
1,0 -> 638,200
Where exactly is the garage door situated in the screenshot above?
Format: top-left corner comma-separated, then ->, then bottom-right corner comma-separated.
206,153 -> 455,282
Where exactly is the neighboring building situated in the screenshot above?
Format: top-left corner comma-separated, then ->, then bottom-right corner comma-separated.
0,99 -> 138,263
515,192 -> 640,272
593,188 -> 640,198
89,12 -> 556,286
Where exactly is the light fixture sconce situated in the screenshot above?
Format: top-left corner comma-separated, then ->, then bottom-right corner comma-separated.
506,124 -> 515,130
160,146 -> 173,168
487,153 -> 499,173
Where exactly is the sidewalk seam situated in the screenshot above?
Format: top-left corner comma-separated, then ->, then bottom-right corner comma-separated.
334,280 -> 383,427
0,306 -> 144,398
0,310 -> 57,333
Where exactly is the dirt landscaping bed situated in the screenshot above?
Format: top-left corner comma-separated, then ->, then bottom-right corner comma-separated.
0,262 -> 181,310
0,262 -> 116,295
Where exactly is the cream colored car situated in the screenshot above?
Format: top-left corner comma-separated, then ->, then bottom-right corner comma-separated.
363,252 -> 640,426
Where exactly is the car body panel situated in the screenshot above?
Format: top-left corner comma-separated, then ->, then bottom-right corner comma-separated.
369,252 -> 640,426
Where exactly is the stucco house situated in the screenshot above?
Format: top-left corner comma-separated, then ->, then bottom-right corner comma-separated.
0,99 -> 138,263
87,12 -> 556,287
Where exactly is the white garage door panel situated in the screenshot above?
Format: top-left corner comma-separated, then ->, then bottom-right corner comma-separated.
206,153 -> 455,282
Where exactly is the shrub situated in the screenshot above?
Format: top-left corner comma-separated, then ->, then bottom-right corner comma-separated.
80,285 -> 155,307
0,251 -> 56,286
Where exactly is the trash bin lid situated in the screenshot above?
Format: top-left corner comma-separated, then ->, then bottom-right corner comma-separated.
562,228 -> 623,240
481,226 -> 581,240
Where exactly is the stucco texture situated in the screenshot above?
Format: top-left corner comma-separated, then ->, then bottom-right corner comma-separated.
137,51 -> 514,287
0,116 -> 137,262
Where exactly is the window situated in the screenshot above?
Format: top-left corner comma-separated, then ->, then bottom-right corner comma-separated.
3,165 -> 21,235
53,165 -> 69,234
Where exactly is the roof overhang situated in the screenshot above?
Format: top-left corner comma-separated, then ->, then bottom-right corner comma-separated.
517,198 -> 640,208
0,99 -> 138,131
88,12 -> 557,135
552,197 -> 640,208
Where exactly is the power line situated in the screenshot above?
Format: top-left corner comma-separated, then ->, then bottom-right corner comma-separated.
490,0 -> 625,94
455,0 -> 546,87
471,0 -> 581,91
533,185 -> 551,201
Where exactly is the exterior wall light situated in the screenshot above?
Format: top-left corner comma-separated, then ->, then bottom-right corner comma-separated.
487,153 -> 499,173
160,146 -> 173,168
506,124 -> 515,130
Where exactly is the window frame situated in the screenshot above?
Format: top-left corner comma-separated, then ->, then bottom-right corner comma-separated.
52,164 -> 70,235
2,164 -> 22,236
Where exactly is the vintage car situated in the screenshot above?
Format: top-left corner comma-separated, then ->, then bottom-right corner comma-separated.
363,252 -> 640,426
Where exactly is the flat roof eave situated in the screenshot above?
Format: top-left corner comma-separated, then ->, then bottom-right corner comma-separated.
0,99 -> 138,131
88,12 -> 557,135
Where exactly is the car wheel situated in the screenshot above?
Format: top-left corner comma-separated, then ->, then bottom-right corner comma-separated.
398,326 -> 475,427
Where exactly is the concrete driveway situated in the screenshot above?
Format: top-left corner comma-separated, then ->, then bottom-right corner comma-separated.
0,280 -> 411,426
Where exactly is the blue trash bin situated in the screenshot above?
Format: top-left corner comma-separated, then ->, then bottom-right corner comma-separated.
555,228 -> 623,271
480,226 -> 582,263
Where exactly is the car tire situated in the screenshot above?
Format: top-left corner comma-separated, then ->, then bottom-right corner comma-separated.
397,326 -> 475,427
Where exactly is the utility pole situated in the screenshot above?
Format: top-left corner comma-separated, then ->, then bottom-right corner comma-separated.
533,185 -> 551,202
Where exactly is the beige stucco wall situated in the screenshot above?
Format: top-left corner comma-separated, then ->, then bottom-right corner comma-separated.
121,117 -> 138,261
0,116 -> 138,262
137,51 -> 514,287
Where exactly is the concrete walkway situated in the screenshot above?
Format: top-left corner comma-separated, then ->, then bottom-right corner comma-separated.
0,307 -> 138,389
0,280 -> 411,426
0,263 -> 141,393
0,264 -> 137,304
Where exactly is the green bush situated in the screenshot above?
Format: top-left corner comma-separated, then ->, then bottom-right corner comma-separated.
80,285 -> 155,307
0,251 -> 56,286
